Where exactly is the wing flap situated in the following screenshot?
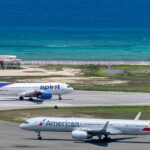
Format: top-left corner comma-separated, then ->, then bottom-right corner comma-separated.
107,128 -> 122,134
81,127 -> 122,135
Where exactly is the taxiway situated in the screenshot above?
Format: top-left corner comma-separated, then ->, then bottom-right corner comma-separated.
0,120 -> 150,150
0,91 -> 150,110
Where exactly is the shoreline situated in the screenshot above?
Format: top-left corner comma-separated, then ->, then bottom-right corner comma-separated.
22,60 -> 150,65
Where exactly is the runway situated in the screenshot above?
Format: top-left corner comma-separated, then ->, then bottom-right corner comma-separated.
0,90 -> 150,110
1,120 -> 150,150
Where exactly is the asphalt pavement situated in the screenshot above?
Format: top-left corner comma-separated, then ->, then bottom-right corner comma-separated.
0,121 -> 150,150
0,90 -> 150,110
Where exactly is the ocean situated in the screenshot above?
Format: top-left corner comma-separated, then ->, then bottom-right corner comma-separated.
0,27 -> 150,61
0,1 -> 150,61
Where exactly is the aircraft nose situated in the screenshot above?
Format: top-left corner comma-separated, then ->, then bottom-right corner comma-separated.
69,87 -> 74,93
19,123 -> 27,130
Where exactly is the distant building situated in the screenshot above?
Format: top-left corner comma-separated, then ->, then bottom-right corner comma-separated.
0,55 -> 21,69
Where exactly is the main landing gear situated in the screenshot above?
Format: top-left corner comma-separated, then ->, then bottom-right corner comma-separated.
37,131 -> 42,140
28,97 -> 33,101
102,135 -> 111,141
58,94 -> 62,100
19,96 -> 33,101
98,135 -> 111,142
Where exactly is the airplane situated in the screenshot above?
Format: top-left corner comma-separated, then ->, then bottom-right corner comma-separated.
19,112 -> 150,141
0,82 -> 74,101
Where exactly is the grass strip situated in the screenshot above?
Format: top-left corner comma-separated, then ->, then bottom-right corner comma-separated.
0,106 -> 150,123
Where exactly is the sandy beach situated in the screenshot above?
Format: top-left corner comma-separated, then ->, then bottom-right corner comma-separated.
0,63 -> 128,86
0,64 -> 80,77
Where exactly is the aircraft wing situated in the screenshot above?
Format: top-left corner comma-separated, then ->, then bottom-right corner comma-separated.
76,121 -> 122,135
19,90 -> 43,97
106,128 -> 122,134
78,127 -> 122,135
19,90 -> 52,100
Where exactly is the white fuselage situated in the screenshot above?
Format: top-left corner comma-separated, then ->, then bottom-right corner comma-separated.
0,82 -> 74,96
20,117 -> 150,135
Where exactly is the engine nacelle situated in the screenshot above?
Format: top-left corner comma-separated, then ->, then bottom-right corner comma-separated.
38,93 -> 52,100
72,130 -> 92,140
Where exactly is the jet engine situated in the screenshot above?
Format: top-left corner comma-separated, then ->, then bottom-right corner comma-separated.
72,130 -> 92,140
37,93 -> 52,100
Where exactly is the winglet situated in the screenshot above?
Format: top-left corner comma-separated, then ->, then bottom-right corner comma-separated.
102,121 -> 109,131
134,112 -> 141,120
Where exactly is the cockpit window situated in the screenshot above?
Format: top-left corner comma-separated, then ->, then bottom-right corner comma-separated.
67,85 -> 71,88
24,121 -> 29,124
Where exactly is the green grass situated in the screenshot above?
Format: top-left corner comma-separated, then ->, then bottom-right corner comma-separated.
116,72 -> 150,77
112,65 -> 150,70
1,106 -> 150,123
95,72 -> 109,77
1,64 -> 150,92
44,64 -> 108,77
74,85 -> 150,93
44,64 -> 150,77
73,74 -> 150,92
37,64 -> 150,77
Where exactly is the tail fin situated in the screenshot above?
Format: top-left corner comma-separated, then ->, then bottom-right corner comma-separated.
134,112 -> 141,120
0,82 -> 13,87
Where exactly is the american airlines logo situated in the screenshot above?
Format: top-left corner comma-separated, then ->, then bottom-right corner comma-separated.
46,121 -> 79,127
38,119 -> 46,126
38,122 -> 43,126
40,85 -> 60,90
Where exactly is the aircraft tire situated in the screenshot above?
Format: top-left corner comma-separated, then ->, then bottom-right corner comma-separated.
102,137 -> 111,142
38,136 -> 42,140
29,97 -> 33,101
19,96 -> 24,101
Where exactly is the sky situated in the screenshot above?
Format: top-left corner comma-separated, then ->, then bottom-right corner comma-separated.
0,0 -> 150,28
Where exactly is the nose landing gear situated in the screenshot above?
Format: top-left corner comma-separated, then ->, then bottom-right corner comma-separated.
37,131 -> 42,140
58,94 -> 62,100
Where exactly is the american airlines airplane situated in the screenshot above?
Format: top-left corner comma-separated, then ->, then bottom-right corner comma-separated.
19,112 -> 150,141
0,82 -> 74,101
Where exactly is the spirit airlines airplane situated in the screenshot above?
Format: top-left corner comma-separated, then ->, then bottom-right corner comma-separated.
0,82 -> 74,101
19,112 -> 150,141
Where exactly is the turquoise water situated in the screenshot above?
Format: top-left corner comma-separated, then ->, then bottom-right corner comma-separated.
0,28 -> 150,61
